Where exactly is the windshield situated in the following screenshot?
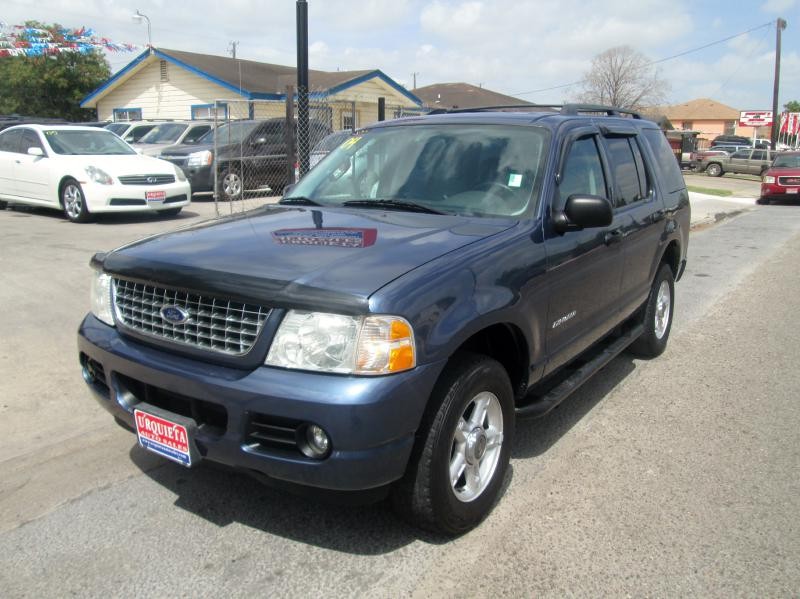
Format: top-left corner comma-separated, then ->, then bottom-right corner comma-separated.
288,124 -> 550,218
138,123 -> 188,144
199,121 -> 260,145
772,154 -> 800,168
44,129 -> 136,155
105,123 -> 128,136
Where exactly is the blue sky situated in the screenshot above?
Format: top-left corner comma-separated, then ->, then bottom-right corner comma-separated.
3,0 -> 799,111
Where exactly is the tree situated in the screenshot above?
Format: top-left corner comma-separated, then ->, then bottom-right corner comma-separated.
0,21 -> 110,120
784,100 -> 800,113
576,46 -> 669,112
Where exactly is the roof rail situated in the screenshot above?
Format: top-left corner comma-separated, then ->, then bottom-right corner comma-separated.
425,104 -> 643,119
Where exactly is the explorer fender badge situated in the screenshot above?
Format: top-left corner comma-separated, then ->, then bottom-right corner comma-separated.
552,310 -> 577,329
160,305 -> 190,325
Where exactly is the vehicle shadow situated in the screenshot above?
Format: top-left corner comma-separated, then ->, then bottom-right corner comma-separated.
2,203 -> 199,224
512,354 -> 638,459
127,355 -> 635,553
129,444 -> 454,553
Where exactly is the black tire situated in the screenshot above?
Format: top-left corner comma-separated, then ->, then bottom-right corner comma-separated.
705,163 -> 723,177
629,263 -> 675,359
218,166 -> 244,201
61,178 -> 93,223
392,352 -> 514,535
159,207 -> 182,217
756,197 -> 770,205
0,199 -> 7,210
759,166 -> 769,177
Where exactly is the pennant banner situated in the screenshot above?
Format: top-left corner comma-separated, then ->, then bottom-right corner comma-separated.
0,22 -> 138,57
779,112 -> 800,137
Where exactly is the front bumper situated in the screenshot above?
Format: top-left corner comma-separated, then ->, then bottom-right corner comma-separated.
761,182 -> 799,201
77,315 -> 444,491
82,180 -> 192,213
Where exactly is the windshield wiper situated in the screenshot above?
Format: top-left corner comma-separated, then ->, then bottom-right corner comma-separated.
279,196 -> 323,206
341,199 -> 445,215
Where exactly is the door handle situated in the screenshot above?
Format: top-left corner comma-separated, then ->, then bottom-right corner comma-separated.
604,229 -> 623,245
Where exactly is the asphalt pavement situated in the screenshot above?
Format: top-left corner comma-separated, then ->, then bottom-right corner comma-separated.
0,191 -> 798,597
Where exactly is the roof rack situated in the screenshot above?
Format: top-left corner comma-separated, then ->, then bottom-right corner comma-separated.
426,104 -> 643,119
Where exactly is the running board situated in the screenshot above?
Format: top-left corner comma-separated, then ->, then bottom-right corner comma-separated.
515,323 -> 644,419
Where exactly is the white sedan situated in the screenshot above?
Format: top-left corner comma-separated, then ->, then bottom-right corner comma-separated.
0,125 -> 191,223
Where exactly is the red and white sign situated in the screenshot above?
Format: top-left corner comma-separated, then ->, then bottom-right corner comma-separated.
134,409 -> 192,466
145,190 -> 166,201
739,111 -> 773,127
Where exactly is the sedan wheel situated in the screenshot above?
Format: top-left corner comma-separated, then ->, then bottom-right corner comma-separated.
61,179 -> 92,223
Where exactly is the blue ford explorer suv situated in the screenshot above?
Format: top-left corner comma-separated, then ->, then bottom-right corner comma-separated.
78,105 -> 690,534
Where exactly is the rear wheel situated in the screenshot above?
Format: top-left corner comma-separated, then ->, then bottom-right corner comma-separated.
392,353 -> 514,535
705,163 -> 723,177
629,263 -> 675,359
61,178 -> 93,223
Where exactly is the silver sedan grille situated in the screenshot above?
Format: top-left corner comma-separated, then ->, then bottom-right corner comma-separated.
113,278 -> 270,356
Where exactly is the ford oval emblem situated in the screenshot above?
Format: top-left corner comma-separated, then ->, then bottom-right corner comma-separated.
160,305 -> 190,325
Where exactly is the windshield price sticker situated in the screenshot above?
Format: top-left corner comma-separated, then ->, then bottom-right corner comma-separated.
134,409 -> 192,466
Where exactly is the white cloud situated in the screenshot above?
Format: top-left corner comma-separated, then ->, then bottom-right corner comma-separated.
760,0 -> 797,12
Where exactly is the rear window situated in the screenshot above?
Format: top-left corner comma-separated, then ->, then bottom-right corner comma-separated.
641,129 -> 685,193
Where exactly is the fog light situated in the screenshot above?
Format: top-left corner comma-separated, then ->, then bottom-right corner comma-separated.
301,424 -> 331,459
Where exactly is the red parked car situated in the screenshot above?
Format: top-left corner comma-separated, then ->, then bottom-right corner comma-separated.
759,152 -> 800,204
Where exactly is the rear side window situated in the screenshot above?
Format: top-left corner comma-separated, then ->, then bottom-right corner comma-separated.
21,129 -> 44,153
558,136 -> 607,209
751,150 -> 766,161
641,129 -> 685,193
604,137 -> 645,207
0,129 -> 23,153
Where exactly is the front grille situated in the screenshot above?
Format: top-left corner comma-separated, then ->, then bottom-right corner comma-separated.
163,194 -> 187,204
118,174 -> 176,185
109,198 -> 146,206
113,278 -> 270,356
778,176 -> 800,186
160,156 -> 188,167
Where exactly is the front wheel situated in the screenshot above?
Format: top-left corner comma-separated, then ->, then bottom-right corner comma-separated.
629,263 -> 675,359
392,353 -> 514,535
61,178 -> 92,223
159,207 -> 182,217
218,166 -> 243,201
705,163 -> 723,177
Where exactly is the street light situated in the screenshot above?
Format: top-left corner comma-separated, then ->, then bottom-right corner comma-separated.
132,9 -> 152,50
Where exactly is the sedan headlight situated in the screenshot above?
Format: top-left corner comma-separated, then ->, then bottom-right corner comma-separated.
187,150 -> 213,167
90,271 -> 115,327
265,311 -> 415,375
85,165 -> 113,185
763,175 -> 775,184
173,164 -> 187,182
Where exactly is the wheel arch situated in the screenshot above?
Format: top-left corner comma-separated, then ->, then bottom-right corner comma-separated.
661,239 -> 681,278
449,322 -> 529,400
57,175 -> 78,206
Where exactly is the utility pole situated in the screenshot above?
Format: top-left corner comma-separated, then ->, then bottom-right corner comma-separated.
296,0 -> 310,176
228,41 -> 239,59
411,72 -> 419,90
771,17 -> 787,150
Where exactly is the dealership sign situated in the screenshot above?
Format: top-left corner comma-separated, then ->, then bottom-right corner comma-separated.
739,111 -> 773,127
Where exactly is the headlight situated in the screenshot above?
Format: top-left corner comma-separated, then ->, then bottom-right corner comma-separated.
265,311 -> 415,375
173,164 -> 187,182
85,165 -> 113,185
187,150 -> 213,167
763,175 -> 775,183
90,271 -> 115,327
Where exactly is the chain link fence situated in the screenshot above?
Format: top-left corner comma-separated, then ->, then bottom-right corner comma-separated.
206,97 -> 426,215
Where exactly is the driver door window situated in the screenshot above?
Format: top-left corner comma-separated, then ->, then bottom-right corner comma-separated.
558,136 -> 607,209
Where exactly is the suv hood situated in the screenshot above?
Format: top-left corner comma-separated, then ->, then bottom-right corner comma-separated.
159,142 -> 214,157
100,206 -> 514,313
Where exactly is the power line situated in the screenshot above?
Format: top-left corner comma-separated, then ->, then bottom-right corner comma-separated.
509,19 -> 777,97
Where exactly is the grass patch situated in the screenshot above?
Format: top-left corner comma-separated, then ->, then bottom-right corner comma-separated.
687,185 -> 734,197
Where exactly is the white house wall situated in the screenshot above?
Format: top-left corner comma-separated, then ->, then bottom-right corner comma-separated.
96,58 -> 238,121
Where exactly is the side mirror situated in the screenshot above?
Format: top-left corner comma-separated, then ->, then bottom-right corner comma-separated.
27,147 -> 44,157
252,137 -> 268,145
554,195 -> 613,233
